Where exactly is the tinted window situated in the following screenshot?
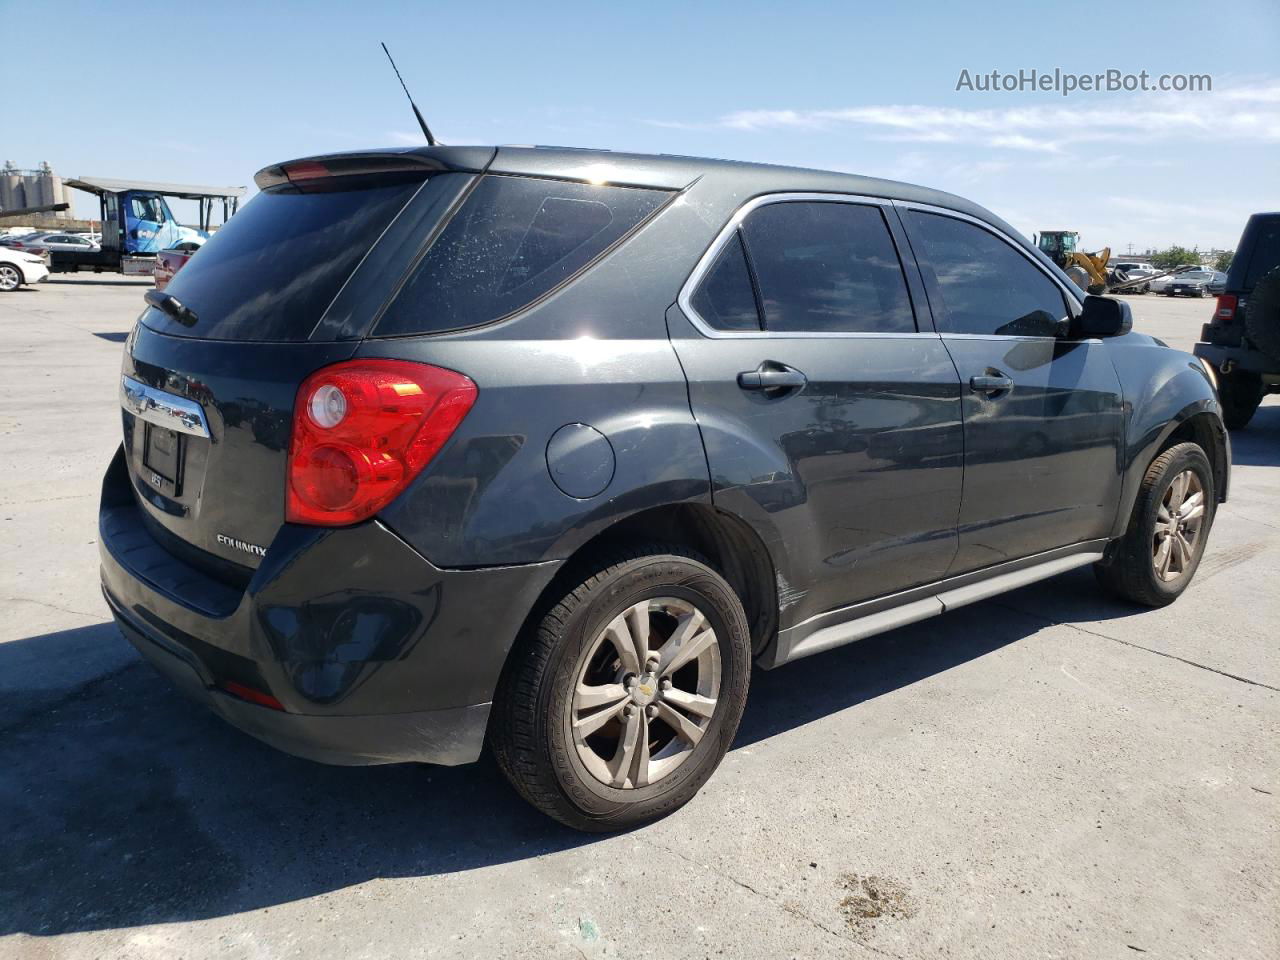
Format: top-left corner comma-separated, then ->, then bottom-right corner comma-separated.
376,176 -> 667,337
690,231 -> 761,331
906,212 -> 1068,337
740,201 -> 915,334
150,175 -> 425,340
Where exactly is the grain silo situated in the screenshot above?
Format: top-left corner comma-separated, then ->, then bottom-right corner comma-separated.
0,162 -> 23,211
0,162 -> 71,217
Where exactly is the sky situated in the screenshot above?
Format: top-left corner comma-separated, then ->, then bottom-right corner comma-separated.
10,0 -> 1279,252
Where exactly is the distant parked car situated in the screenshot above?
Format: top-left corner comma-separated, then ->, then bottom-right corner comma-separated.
19,232 -> 101,254
1109,262 -> 1157,293
153,238 -> 205,290
1111,262 -> 1156,276
1150,268 -> 1204,295
0,232 -> 40,248
0,245 -> 51,291
1166,270 -> 1221,298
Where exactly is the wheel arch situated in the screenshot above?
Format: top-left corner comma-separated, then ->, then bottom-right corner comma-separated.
1110,399 -> 1229,540
1158,411 -> 1229,504
514,502 -> 780,662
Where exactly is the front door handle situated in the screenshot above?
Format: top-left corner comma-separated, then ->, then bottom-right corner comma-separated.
970,373 -> 1014,395
738,363 -> 808,393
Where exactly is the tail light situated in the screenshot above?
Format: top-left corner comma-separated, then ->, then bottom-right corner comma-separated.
286,359 -> 477,526
1215,294 -> 1237,321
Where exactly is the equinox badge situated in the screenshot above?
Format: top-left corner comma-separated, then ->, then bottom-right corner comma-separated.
216,534 -> 267,558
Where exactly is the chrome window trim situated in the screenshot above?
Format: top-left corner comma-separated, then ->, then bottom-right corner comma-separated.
891,199 -> 1085,314
676,192 -> 936,340
120,375 -> 211,439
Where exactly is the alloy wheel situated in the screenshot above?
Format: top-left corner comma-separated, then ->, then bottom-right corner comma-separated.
0,265 -> 20,291
1152,469 -> 1205,582
571,597 -> 721,789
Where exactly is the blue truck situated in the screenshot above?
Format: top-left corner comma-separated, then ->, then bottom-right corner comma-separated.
51,176 -> 243,275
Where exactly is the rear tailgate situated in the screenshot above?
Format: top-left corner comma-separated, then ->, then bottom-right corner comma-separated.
119,153 -> 487,573
122,333 -> 357,570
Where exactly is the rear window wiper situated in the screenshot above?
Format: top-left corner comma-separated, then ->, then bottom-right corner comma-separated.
144,289 -> 199,327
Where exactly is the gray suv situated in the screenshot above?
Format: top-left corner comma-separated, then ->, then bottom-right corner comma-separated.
100,146 -> 1229,830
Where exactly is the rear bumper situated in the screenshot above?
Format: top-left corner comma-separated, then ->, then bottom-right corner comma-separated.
1194,342 -> 1279,377
106,593 -> 491,765
98,446 -> 561,766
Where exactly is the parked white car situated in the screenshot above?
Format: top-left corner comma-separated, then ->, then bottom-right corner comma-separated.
1111,262 -> 1158,278
0,246 -> 50,291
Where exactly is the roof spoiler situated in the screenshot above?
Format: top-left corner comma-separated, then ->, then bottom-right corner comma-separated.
254,147 -> 495,191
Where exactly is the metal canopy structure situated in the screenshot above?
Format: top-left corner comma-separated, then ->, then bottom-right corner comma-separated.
63,176 -> 246,201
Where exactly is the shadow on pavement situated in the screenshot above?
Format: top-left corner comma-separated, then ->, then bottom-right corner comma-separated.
1229,403 -> 1280,467
0,568 -> 1145,937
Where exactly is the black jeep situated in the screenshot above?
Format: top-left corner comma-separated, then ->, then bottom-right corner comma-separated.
1194,212 -> 1280,428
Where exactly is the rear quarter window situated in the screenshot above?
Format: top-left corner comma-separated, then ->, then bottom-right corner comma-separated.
374,176 -> 669,337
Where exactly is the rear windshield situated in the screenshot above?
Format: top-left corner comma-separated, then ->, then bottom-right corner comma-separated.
373,175 -> 668,337
144,175 -> 424,341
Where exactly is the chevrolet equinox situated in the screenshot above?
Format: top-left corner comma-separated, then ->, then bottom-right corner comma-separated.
101,146 -> 1230,830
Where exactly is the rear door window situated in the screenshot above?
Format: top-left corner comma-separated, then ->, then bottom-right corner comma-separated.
147,175 -> 427,341
374,176 -> 668,337
739,201 -> 916,334
905,211 -> 1069,338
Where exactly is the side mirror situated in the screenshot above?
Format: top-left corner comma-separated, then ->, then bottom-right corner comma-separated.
1072,295 -> 1132,339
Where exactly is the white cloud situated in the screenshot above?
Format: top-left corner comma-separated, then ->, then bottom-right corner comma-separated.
988,134 -> 1061,152
658,79 -> 1280,152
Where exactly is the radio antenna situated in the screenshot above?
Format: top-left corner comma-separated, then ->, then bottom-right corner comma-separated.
380,42 -> 438,146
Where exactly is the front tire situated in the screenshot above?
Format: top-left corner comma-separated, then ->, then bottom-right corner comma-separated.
490,544 -> 751,831
1094,442 -> 1215,607
0,264 -> 22,292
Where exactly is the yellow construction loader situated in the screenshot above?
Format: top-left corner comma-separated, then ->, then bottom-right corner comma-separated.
1035,231 -> 1114,294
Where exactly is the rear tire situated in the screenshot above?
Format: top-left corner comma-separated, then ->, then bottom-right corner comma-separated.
1218,371 -> 1264,430
0,264 -> 22,292
1094,442 -> 1214,607
490,543 -> 751,832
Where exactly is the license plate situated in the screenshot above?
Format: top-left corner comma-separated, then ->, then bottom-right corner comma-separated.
143,423 -> 183,489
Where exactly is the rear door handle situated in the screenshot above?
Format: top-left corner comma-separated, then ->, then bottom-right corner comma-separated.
970,373 -> 1014,395
738,363 -> 808,392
